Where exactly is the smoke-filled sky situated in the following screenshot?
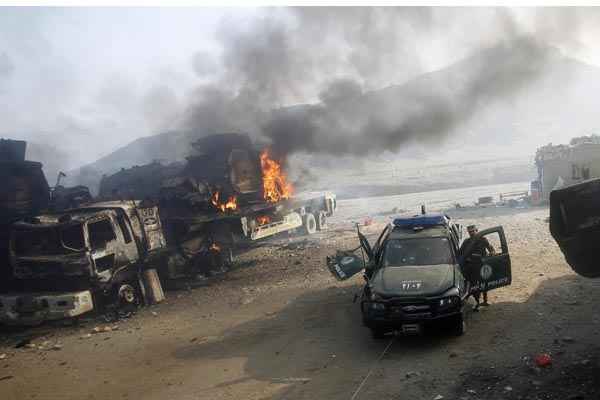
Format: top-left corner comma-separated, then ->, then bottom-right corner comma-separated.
2,7 -> 600,170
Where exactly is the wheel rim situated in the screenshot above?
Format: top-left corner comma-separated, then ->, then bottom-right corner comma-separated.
305,214 -> 316,233
118,284 -> 137,304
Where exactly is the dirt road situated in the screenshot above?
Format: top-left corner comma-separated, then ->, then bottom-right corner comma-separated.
2,206 -> 600,400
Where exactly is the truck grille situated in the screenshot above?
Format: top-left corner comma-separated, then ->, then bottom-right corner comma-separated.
15,261 -> 62,276
387,301 -> 432,319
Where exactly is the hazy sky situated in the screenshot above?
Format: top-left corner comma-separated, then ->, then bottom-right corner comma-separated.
2,7 -> 600,169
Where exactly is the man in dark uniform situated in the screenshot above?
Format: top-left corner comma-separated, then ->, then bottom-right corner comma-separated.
460,224 -> 495,310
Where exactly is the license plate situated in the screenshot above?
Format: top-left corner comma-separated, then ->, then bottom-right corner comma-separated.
401,324 -> 421,334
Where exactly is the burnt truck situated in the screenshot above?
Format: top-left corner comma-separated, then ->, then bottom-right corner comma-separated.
549,178 -> 600,278
0,139 -> 92,293
0,201 -> 167,325
98,133 -> 337,280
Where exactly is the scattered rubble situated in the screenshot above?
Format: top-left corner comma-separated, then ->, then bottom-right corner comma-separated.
14,339 -> 30,349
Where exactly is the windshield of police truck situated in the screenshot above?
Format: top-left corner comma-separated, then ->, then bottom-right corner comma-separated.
383,237 -> 453,266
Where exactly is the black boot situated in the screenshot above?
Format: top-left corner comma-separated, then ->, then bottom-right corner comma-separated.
472,291 -> 481,312
481,291 -> 489,306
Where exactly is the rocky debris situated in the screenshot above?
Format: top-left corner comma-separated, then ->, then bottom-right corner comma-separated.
91,325 -> 119,335
0,375 -> 13,381
406,371 -> 421,378
241,297 -> 255,305
434,395 -> 444,400
455,351 -> 600,400
0,354 -> 6,360
14,338 -> 31,349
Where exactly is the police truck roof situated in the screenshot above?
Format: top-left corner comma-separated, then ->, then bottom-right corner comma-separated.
392,213 -> 450,230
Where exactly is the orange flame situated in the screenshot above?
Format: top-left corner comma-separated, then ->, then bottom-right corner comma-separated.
211,191 -> 237,212
260,149 -> 293,203
256,215 -> 271,225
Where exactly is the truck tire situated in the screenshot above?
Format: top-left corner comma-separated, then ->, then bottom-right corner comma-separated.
371,327 -> 386,339
302,213 -> 317,235
315,211 -> 327,231
450,314 -> 466,336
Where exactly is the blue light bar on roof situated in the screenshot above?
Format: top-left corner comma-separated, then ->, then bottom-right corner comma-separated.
393,213 -> 449,229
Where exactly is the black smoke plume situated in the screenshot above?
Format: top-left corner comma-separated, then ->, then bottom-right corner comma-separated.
179,7 -> 591,159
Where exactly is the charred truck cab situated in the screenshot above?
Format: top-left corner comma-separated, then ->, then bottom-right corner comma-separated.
327,213 -> 512,338
0,201 -> 166,325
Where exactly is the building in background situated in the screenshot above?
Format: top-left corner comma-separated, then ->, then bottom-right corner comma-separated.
534,135 -> 600,201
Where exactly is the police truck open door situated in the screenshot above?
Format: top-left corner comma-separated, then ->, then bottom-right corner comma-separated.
326,228 -> 373,281
461,226 -> 512,292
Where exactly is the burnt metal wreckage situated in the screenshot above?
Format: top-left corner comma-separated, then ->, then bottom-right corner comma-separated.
98,133 -> 336,282
549,177 -> 600,278
0,134 -> 337,325
1,201 -> 167,325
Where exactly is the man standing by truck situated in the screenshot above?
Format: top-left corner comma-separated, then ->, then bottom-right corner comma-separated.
460,224 -> 495,310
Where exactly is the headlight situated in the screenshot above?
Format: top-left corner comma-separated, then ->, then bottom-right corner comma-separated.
370,291 -> 384,301
438,296 -> 460,308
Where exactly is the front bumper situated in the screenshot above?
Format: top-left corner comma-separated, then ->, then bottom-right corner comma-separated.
362,300 -> 462,329
0,290 -> 94,325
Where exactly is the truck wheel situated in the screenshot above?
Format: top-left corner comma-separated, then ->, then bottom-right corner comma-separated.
118,284 -> 140,307
371,327 -> 386,339
450,314 -> 466,336
315,211 -> 327,231
302,213 -> 317,235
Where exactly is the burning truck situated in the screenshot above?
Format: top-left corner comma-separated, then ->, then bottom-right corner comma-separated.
98,133 -> 337,281
0,134 -> 335,324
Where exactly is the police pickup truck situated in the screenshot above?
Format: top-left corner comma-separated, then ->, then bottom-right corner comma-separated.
326,213 -> 511,338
